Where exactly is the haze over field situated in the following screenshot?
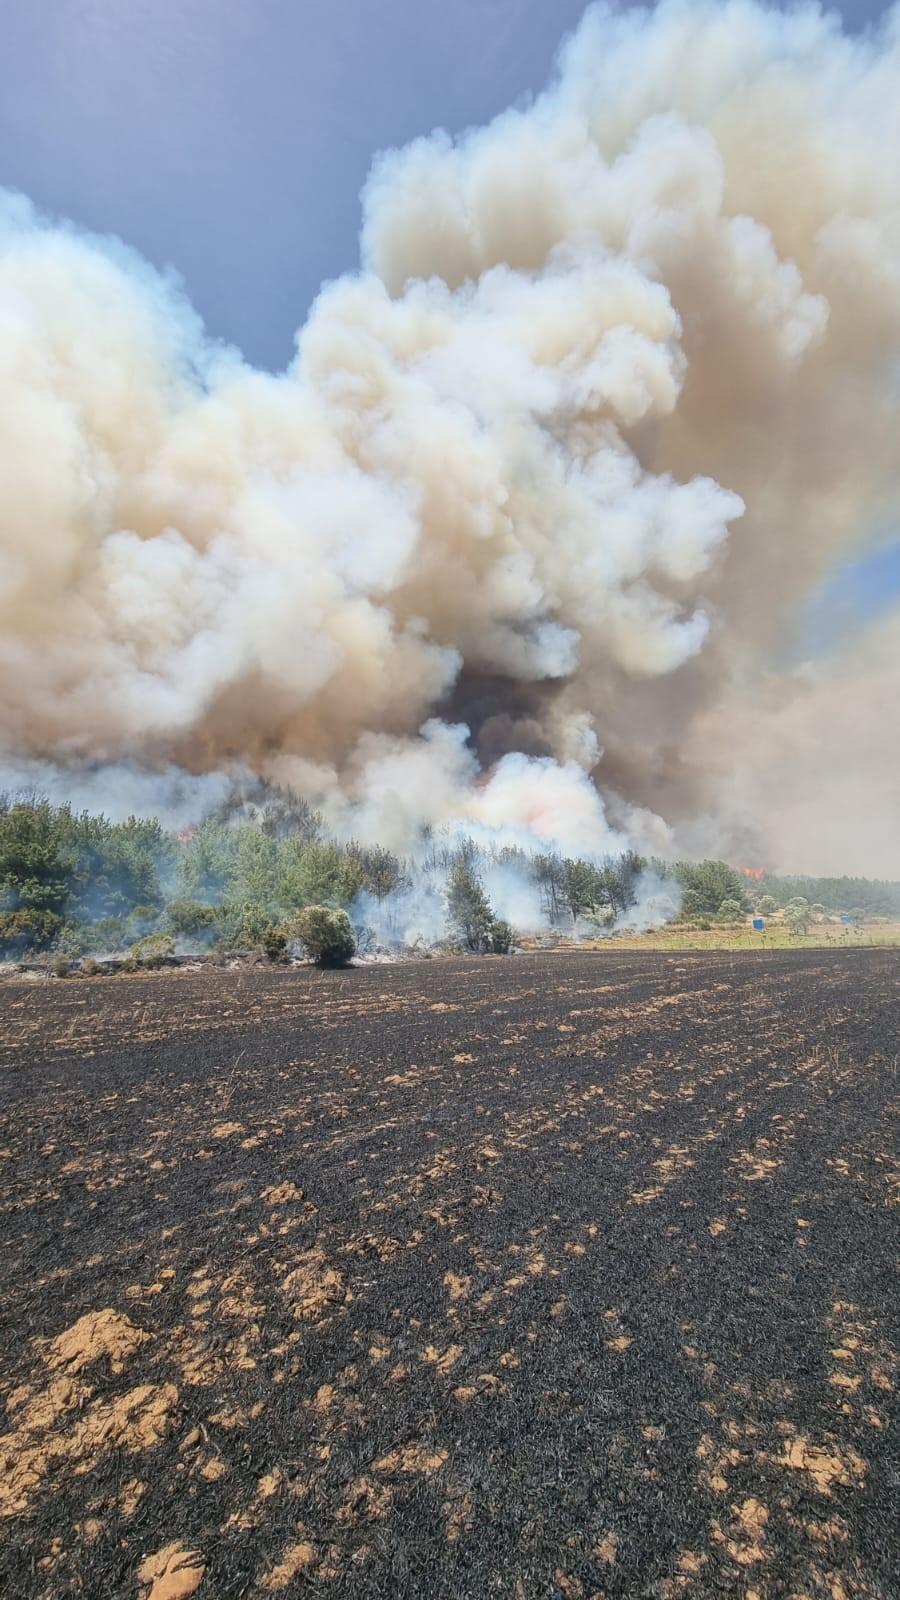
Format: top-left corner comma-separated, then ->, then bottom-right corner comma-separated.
1,0 -> 899,873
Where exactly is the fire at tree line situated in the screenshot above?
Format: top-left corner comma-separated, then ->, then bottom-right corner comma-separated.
1,789 -> 898,970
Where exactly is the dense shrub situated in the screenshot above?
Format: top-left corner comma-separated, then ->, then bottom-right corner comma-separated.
166,899 -> 219,937
673,861 -> 748,916
127,931 -> 176,968
294,906 -> 356,967
784,901 -> 811,936
717,897 -> 744,922
752,875 -> 900,917
55,917 -> 132,957
679,889 -> 706,920
262,922 -> 289,962
0,907 -> 64,954
215,902 -> 278,952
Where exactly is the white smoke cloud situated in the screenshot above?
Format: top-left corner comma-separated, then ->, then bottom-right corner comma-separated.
0,758 -> 236,832
1,1 -> 899,870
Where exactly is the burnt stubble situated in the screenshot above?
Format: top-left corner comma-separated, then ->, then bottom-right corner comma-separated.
1,950 -> 897,1598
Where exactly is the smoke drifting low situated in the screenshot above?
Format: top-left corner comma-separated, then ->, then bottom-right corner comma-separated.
2,1 -> 899,873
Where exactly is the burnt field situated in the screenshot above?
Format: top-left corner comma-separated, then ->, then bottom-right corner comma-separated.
0,950 -> 897,1600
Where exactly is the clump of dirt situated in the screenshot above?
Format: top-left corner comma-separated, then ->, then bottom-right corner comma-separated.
5,1376 -> 86,1435
1,1382 -> 179,1519
782,1438 -> 867,1495
48,1309 -> 151,1374
120,1478 -> 146,1516
443,1488 -> 475,1545
0,1306 -> 172,1520
732,1148 -> 779,1181
374,1441 -> 448,1474
337,1475 -> 393,1524
138,1542 -> 205,1600
79,1382 -> 178,1453
713,1497 -> 770,1565
594,1533 -> 619,1566
262,1539 -> 317,1590
443,1271 -> 471,1302
281,1250 -> 348,1320
422,1344 -> 464,1376
260,1182 -> 303,1205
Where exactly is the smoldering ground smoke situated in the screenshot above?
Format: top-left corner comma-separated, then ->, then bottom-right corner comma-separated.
1,0 -> 899,874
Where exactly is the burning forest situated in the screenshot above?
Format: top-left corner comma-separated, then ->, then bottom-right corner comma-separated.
2,7 -> 899,1597
2,786 -> 899,971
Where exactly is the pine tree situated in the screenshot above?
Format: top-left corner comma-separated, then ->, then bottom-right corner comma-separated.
446,859 -> 495,951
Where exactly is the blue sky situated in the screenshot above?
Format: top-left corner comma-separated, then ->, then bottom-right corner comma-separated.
801,535 -> 900,654
1,0 -> 599,368
1,0 -> 897,630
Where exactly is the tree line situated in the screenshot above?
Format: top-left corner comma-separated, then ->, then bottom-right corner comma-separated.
1,790 -> 896,964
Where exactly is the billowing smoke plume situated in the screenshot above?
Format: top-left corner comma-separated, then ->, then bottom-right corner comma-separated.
2,0 -> 899,873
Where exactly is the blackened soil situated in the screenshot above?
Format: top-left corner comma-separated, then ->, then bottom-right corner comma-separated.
0,949 -> 897,1599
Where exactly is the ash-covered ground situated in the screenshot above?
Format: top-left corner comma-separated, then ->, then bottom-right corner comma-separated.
0,950 -> 897,1599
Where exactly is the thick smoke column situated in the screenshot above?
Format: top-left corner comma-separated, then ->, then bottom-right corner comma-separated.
1,1 -> 899,871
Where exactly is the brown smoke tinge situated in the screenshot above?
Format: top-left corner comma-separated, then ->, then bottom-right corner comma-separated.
1,2 -> 899,868
672,610 -> 900,877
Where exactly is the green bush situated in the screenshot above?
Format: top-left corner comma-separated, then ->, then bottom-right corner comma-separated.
215,902 -> 277,952
56,917 -> 130,956
784,902 -> 811,936
673,861 -> 748,917
488,918 -> 514,954
0,907 -> 64,954
166,899 -> 219,937
262,922 -> 289,962
128,931 -> 176,968
679,890 -> 705,920
717,897 -> 744,922
294,905 -> 356,967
